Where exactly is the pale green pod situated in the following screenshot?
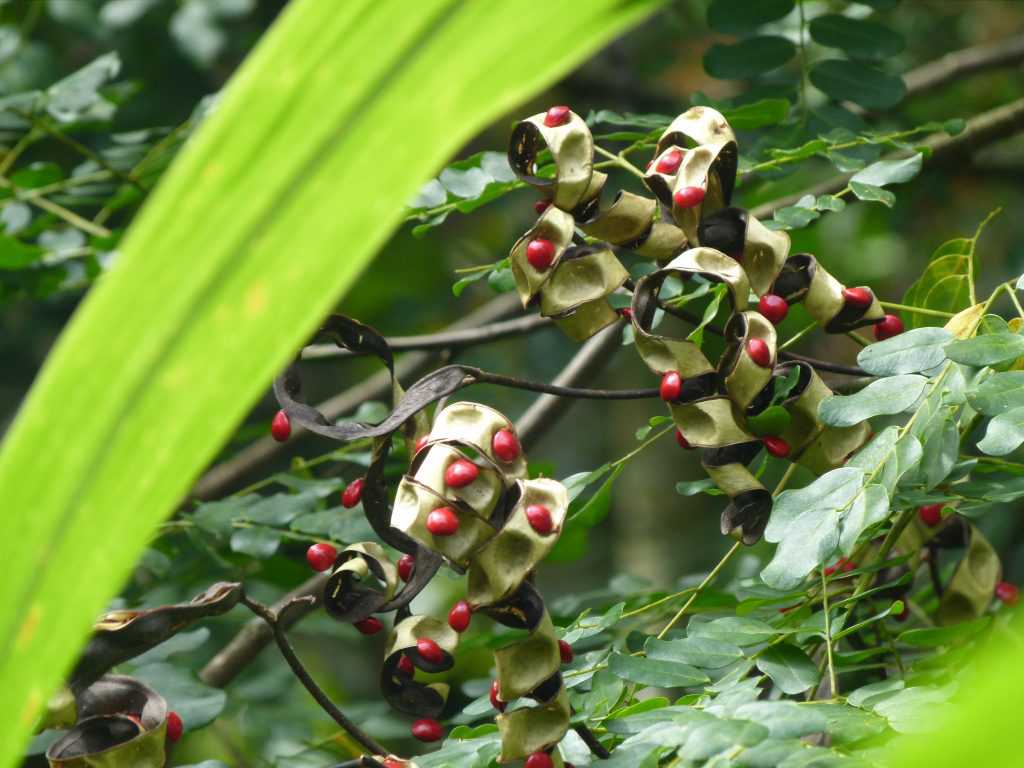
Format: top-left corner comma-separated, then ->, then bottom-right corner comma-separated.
494,611 -> 561,701
428,402 -> 528,480
467,479 -> 569,607
508,205 -> 576,306
386,614 -> 459,671
633,219 -> 688,260
671,397 -> 754,448
721,311 -> 777,411
664,247 -> 750,311
669,145 -> 728,244
578,190 -> 657,245
797,422 -> 871,476
742,214 -> 791,297
655,105 -> 738,203
938,525 -> 1001,625
391,476 -> 496,566
703,461 -> 764,498
496,688 -> 571,762
414,443 -> 506,519
555,300 -> 622,342
508,109 -> 598,211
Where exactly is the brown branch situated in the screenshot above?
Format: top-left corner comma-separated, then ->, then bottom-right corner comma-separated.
240,593 -> 389,757
750,97 -> 1024,219
903,33 -> 1024,100
189,293 -> 523,500
303,312 -> 552,359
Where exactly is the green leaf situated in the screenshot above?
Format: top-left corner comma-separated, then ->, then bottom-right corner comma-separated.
945,333 -> 1024,367
849,181 -> 896,207
809,59 -> 906,109
732,701 -> 828,739
967,371 -> 1024,416
818,374 -> 928,427
809,14 -> 905,59
722,98 -> 790,130
903,242 -> 973,329
675,478 -> 723,496
898,617 -> 992,647
0,235 -> 43,269
702,36 -> 797,81
857,327 -> 952,376
688,616 -> 780,647
645,637 -> 743,669
132,662 -> 226,729
772,205 -> 820,230
687,283 -> 727,344
755,643 -> 820,694
746,405 -> 791,437
229,526 -> 281,558
0,0 -> 665,759
762,467 -> 865,589
850,153 -> 922,187
706,0 -> 794,34
608,652 -> 709,688
977,406 -> 1024,456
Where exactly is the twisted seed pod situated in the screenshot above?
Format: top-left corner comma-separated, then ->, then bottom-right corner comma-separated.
392,402 -> 571,762
323,543 -> 398,623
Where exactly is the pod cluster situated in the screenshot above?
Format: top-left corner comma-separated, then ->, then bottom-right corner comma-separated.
507,105 -> 885,541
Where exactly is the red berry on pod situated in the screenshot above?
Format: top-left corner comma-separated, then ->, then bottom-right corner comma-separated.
763,436 -> 791,458
270,410 -> 291,442
354,617 -> 383,635
558,639 -> 574,664
525,753 -> 555,768
444,459 -> 479,488
397,553 -> 415,582
918,503 -> 943,527
655,149 -> 684,175
306,542 -> 337,572
675,429 -> 691,449
874,314 -> 904,341
414,435 -> 429,454
397,654 -> 415,677
492,429 -> 521,462
426,507 -> 460,536
534,199 -> 551,215
540,107 -> 573,128
526,238 -> 557,271
618,307 -> 633,321
383,760 -> 405,768
758,294 -> 789,325
166,711 -> 183,743
996,581 -> 1020,605
448,600 -> 472,632
490,680 -> 506,712
825,557 -> 855,576
416,637 -> 445,664
660,370 -> 683,402
411,718 -> 444,742
673,186 -> 705,209
747,338 -> 772,368
341,477 -> 364,508
543,105 -> 571,127
842,287 -> 872,307
526,504 -> 554,535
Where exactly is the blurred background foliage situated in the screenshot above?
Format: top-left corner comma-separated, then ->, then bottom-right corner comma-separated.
3,0 -> 1023,765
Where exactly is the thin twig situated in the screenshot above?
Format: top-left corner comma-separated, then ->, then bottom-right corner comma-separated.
821,568 -> 839,698
573,723 -> 612,759
239,593 -> 388,757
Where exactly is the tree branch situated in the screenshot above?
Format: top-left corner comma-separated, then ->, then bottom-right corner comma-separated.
239,593 -> 389,757
750,97 -> 1024,219
303,312 -> 552,359
903,33 -> 1024,100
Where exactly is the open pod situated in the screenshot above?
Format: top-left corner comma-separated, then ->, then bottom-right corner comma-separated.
323,542 -> 398,623
46,676 -> 168,768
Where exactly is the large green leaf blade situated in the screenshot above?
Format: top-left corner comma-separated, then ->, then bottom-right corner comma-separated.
0,0 -> 663,762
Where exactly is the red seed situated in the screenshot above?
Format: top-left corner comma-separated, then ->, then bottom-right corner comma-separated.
411,718 -> 444,742
918,503 -> 943,527
306,542 -> 337,572
414,435 -> 429,454
270,410 -> 291,442
747,338 -> 772,368
673,186 -> 705,209
655,148 -> 684,175
490,680 -> 506,711
448,600 -> 472,632
874,314 -> 904,341
341,477 -> 364,508
660,370 -> 683,402
526,238 -> 556,271
996,581 -> 1020,605
758,294 -> 789,325
492,429 -> 521,462
534,199 -> 551,215
397,654 -> 415,677
675,429 -> 691,449
525,753 -> 555,768
166,711 -> 183,743
383,760 -> 405,768
763,436 -> 790,458
618,307 -> 633,320
354,617 -> 383,635
543,105 -> 571,127
426,507 -> 460,536
526,504 -> 554,535
416,637 -> 445,664
842,287 -> 872,308
444,459 -> 479,488
558,639 -> 574,664
398,553 -> 415,582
